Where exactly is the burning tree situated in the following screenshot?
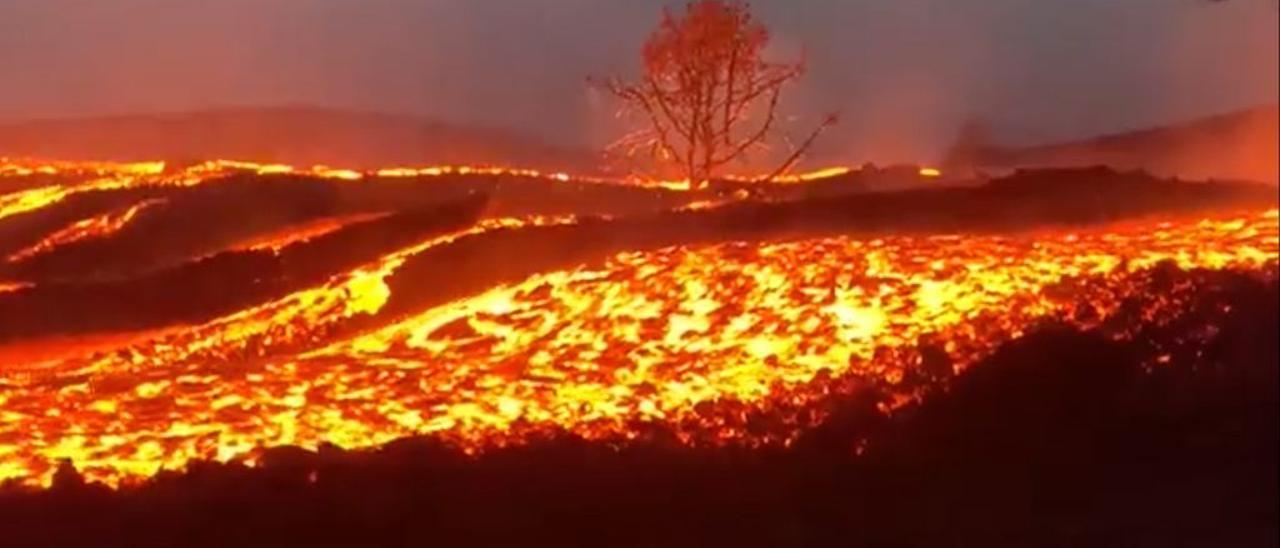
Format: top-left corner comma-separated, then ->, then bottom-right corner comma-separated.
600,1 -> 836,187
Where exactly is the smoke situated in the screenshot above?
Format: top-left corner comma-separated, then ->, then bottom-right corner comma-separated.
750,0 -> 1279,166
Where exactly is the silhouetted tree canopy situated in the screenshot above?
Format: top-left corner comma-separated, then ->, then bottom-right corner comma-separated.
599,1 -> 835,186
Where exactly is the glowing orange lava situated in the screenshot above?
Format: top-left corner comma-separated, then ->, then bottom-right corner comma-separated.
0,207 -> 1273,487
3,157 -> 868,224
0,281 -> 30,294
0,159 -> 168,222
6,199 -> 167,263
224,212 -> 392,254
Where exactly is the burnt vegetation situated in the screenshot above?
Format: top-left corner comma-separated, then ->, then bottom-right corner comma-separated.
599,0 -> 836,184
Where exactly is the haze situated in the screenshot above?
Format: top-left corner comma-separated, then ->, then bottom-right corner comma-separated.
1,0 -> 1276,163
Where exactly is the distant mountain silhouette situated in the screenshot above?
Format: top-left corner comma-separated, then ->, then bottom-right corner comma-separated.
947,105 -> 1279,183
0,106 -> 596,171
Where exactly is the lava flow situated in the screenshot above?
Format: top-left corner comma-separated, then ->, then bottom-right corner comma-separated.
6,199 -> 167,263
0,160 -> 168,222
2,156 -> 921,226
0,208 -> 1274,487
224,212 -> 393,254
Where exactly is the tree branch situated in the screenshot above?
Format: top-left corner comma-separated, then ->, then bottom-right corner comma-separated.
755,113 -> 839,184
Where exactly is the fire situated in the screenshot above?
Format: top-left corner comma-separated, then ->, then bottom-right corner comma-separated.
0,207 -> 1273,487
919,167 -> 942,178
6,199 -> 167,263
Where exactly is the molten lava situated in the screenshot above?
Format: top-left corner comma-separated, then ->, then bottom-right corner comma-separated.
3,156 -> 889,226
0,281 -> 29,294
6,199 -> 167,263
0,159 -> 168,221
0,207 -> 1273,487
224,212 -> 393,254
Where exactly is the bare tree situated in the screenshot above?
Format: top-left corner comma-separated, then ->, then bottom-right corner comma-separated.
598,1 -> 836,187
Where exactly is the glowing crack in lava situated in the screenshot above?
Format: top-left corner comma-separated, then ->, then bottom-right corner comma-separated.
0,209 -> 1275,487
6,199 -> 168,263
223,212 -> 393,254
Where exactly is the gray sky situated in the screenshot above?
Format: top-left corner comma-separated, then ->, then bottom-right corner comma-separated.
0,0 -> 1276,162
